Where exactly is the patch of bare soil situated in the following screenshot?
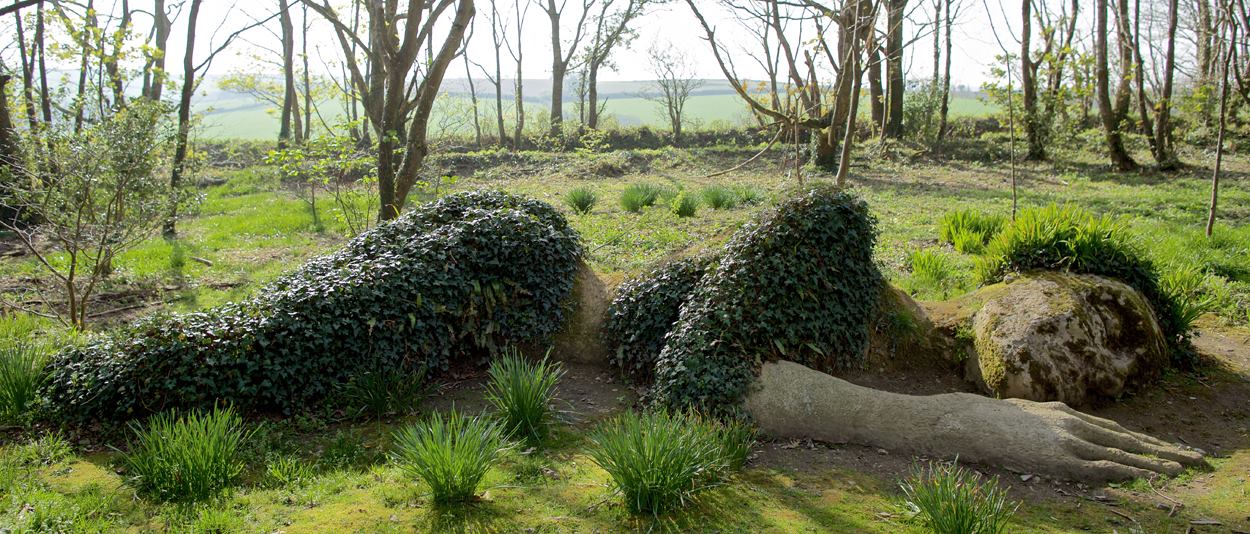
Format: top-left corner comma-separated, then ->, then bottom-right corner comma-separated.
424,362 -> 637,427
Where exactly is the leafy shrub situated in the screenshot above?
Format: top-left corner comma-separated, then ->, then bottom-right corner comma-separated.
589,410 -> 749,516
976,204 -> 1189,360
651,186 -> 882,413
340,367 -> 427,420
939,209 -> 1004,254
122,406 -> 252,502
700,185 -> 740,210
620,183 -> 666,213
564,186 -> 598,214
43,190 -> 584,420
899,461 -> 1018,534
603,257 -> 713,381
0,341 -> 50,424
485,350 -> 565,446
391,410 -> 508,506
670,191 -> 699,218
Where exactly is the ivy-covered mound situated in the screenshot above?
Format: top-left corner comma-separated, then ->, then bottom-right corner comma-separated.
42,191 -> 583,420
641,186 -> 883,413
602,256 -> 715,380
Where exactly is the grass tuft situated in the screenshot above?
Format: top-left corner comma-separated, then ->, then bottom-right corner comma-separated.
0,341 -> 50,424
670,191 -> 699,218
939,209 -> 1005,254
588,410 -> 752,516
485,350 -> 564,446
340,367 -> 427,420
899,460 -> 1018,534
620,183 -> 667,213
564,186 -> 598,214
122,406 -> 252,502
391,410 -> 508,506
700,185 -> 740,210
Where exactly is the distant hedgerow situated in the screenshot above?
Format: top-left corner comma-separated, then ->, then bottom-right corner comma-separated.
651,186 -> 883,414
42,190 -> 583,420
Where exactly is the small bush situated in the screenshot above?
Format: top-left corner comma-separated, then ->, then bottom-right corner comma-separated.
122,406 -> 252,502
652,186 -> 882,413
976,204 -> 1188,360
670,191 -> 699,218
0,341 -> 50,423
939,209 -> 1004,254
484,350 -> 564,446
564,186 -> 598,214
620,183 -> 666,213
603,257 -> 714,381
391,410 -> 508,506
589,410 -> 748,516
341,367 -> 427,420
700,185 -> 739,210
899,461 -> 1018,534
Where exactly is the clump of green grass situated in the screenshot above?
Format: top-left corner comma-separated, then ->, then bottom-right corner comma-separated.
1159,264 -> 1217,335
340,367 -> 426,420
620,183 -> 666,213
485,350 -> 564,446
906,248 -> 959,298
391,410 -> 508,506
0,341 -> 50,424
899,461 -> 1018,534
939,209 -> 1005,254
564,186 -> 598,214
122,406 -> 252,502
588,410 -> 753,516
670,191 -> 699,218
730,185 -> 765,205
264,455 -> 314,488
700,185 -> 740,210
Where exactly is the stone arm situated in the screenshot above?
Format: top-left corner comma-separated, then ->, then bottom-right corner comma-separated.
745,360 -> 1205,482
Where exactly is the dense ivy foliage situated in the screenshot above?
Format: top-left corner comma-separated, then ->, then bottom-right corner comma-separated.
976,204 -> 1191,364
650,186 -> 883,413
41,191 -> 583,420
603,257 -> 715,381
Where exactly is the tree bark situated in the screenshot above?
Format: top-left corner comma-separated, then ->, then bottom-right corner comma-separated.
1094,0 -> 1137,171
1152,0 -> 1180,169
164,0 -> 202,238
883,0 -> 906,138
936,0 -> 953,142
279,0 -> 297,148
1021,0 -> 1045,160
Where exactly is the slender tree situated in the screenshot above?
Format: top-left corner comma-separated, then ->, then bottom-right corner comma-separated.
539,0 -> 595,137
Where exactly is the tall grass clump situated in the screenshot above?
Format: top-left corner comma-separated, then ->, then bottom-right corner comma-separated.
899,461 -> 1018,534
620,183 -> 666,213
564,186 -> 598,214
1159,265 -> 1217,335
670,191 -> 699,218
588,410 -> 753,515
484,350 -> 564,446
122,406 -> 252,502
391,410 -> 508,506
0,341 -> 50,424
340,367 -> 426,420
939,209 -> 1005,254
977,204 -> 1191,360
730,185 -> 764,205
906,248 -> 960,299
700,185 -> 739,210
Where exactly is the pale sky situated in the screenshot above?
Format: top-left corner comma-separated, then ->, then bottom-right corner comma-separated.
3,1 -> 1193,93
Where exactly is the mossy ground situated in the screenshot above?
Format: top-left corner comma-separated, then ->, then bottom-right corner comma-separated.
2,140 -> 1249,531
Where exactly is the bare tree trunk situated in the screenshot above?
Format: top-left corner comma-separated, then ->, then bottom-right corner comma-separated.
1021,0 -> 1045,160
36,4 -> 51,124
164,0 -> 202,239
279,0 -> 297,148
1207,22 -> 1232,237
1095,0 -> 1137,171
883,0 -> 906,138
936,0 -> 953,142
14,6 -> 38,130
1153,0 -> 1180,169
301,2 -> 312,141
142,0 -> 170,101
868,46 -> 884,130
1131,0 -> 1156,160
464,38 -> 482,148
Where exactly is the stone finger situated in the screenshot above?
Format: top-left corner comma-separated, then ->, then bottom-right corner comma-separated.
1066,439 -> 1185,476
1068,418 -> 1204,465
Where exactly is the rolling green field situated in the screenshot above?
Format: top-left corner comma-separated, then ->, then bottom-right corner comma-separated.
197,90 -> 997,139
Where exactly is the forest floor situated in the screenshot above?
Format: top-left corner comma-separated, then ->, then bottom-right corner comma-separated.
2,141 -> 1249,532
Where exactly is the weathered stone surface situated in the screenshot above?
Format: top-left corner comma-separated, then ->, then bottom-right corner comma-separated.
970,272 -> 1168,405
